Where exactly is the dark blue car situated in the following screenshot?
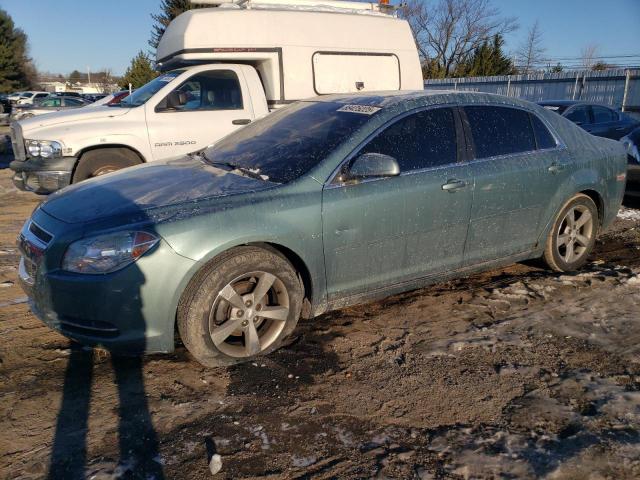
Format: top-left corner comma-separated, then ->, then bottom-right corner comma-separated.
539,100 -> 639,140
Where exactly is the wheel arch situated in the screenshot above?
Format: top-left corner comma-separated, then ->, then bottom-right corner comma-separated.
248,242 -> 314,309
74,144 -> 145,172
578,188 -> 604,228
536,186 -> 605,250
173,240 -> 317,338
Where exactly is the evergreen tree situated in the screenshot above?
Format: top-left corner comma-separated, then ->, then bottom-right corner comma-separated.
68,69 -> 82,83
0,8 -> 36,92
119,51 -> 158,89
591,61 -> 610,71
149,0 -> 202,51
551,63 -> 564,73
455,34 -> 516,77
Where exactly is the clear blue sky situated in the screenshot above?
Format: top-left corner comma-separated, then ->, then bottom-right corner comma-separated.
1,0 -> 639,76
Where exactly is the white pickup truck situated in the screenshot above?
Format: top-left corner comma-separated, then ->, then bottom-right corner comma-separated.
10,0 -> 423,194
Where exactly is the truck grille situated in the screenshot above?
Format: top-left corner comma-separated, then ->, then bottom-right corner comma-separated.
10,124 -> 26,161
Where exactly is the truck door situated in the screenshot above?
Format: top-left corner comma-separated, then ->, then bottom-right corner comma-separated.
145,67 -> 256,160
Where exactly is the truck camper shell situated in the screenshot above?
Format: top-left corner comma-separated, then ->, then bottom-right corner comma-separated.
156,4 -> 423,106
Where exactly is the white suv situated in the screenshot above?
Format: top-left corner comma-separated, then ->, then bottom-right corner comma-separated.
16,92 -> 50,105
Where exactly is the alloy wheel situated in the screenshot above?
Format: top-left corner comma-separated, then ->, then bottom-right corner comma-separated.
556,205 -> 594,264
208,271 -> 290,358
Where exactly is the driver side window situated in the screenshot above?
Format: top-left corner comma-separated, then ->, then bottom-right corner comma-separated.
156,70 -> 244,112
359,108 -> 457,172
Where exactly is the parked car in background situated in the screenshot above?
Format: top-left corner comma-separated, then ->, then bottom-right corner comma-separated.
539,100 -> 639,140
15,91 -> 627,365
7,92 -> 26,103
16,91 -> 50,105
49,91 -> 83,98
621,126 -> 640,199
0,94 -> 11,114
90,90 -> 130,106
82,93 -> 108,103
11,96 -> 90,120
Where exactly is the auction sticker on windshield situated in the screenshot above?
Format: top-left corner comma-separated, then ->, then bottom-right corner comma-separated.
337,105 -> 381,115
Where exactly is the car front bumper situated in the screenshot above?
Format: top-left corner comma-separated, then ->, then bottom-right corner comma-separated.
17,219 -> 197,353
10,156 -> 76,194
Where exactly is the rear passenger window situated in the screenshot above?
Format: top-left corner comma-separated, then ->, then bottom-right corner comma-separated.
530,114 -> 557,149
360,108 -> 457,172
465,106 -> 536,158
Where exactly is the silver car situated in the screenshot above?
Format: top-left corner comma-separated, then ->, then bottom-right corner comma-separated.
11,96 -> 90,120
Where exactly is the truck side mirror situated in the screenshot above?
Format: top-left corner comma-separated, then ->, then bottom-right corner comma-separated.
346,153 -> 400,180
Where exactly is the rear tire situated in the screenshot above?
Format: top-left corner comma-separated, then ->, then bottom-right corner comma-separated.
542,194 -> 599,272
72,148 -> 141,183
177,246 -> 303,367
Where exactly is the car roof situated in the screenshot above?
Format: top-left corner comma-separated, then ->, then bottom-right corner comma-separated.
303,90 -> 549,114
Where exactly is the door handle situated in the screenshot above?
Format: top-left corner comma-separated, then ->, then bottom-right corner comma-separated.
548,163 -> 565,174
441,179 -> 467,192
232,119 -> 251,125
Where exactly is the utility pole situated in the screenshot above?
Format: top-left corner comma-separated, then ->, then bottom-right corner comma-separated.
87,66 -> 91,85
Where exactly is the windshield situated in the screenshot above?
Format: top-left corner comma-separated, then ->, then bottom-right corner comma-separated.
203,101 -> 377,184
116,70 -> 184,108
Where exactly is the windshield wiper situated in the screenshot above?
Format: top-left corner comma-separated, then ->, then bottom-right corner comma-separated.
202,158 -> 270,182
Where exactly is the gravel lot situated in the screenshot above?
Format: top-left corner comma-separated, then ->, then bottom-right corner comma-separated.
1,125 -> 640,479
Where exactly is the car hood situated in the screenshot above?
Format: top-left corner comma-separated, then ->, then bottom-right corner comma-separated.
18,105 -> 131,130
40,156 -> 278,224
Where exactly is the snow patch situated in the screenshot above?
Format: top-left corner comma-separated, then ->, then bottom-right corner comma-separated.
617,208 -> 640,221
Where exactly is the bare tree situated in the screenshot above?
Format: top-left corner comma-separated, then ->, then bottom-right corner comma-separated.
401,0 -> 518,78
581,44 -> 599,69
94,69 -> 114,94
516,20 -> 545,74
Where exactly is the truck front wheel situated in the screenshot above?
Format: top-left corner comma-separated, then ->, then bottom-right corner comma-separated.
73,148 -> 142,183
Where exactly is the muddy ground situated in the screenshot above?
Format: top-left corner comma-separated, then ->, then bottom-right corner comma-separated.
1,126 -> 640,479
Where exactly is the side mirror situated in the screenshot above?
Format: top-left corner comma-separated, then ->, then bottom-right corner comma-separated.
165,90 -> 187,110
346,153 -> 400,180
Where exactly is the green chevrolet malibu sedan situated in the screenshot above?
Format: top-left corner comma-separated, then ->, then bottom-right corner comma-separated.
17,91 -> 628,367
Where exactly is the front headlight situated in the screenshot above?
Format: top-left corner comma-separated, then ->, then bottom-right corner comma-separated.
25,139 -> 63,159
62,231 -> 159,274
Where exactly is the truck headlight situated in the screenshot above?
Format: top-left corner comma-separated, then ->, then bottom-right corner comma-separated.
25,140 -> 63,159
62,231 -> 159,274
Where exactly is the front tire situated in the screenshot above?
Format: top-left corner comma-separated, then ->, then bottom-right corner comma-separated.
73,148 -> 141,183
543,194 -> 599,272
177,246 -> 303,367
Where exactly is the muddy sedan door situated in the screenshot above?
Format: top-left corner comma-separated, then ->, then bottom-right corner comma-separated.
322,107 -> 473,301
461,105 -> 567,265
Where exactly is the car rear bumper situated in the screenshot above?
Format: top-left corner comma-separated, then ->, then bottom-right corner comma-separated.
10,156 -> 76,194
